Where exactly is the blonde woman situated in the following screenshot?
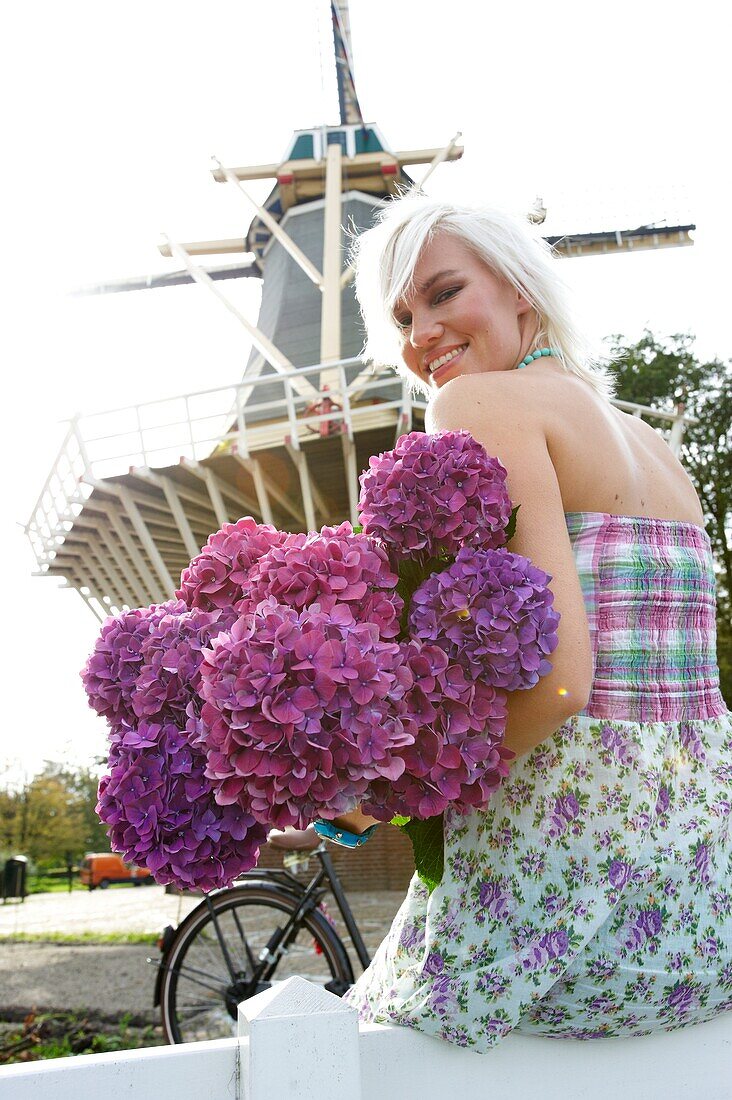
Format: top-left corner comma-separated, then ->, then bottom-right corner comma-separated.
334,195 -> 731,1050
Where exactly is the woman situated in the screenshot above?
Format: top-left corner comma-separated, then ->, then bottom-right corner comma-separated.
335,194 -> 732,1050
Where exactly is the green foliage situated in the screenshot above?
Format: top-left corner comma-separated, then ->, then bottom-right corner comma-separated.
395,553 -> 453,637
0,1011 -> 162,1065
605,330 -> 708,411
607,332 -> 731,704
505,505 -> 520,543
25,872 -> 85,895
0,762 -> 109,867
395,814 -> 445,893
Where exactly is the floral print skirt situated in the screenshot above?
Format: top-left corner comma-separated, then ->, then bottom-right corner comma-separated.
344,712 -> 732,1051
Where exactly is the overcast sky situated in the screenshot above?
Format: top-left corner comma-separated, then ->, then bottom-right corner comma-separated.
1,0 -> 729,781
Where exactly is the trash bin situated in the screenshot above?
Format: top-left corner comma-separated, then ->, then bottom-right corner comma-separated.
2,856 -> 28,903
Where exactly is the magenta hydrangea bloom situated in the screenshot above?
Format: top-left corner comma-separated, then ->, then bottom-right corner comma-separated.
97,719 -> 268,891
81,601 -> 186,727
199,598 -> 416,829
361,641 -> 513,821
132,604 -> 233,722
237,522 -> 403,638
176,517 -> 292,611
358,430 -> 512,561
409,547 -> 560,690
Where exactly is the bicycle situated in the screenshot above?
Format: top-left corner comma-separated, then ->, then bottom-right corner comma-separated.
151,826 -> 373,1044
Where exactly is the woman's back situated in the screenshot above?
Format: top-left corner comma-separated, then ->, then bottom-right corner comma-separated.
509,363 -> 705,527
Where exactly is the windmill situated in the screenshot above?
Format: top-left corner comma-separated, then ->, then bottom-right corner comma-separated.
27,1 -> 695,622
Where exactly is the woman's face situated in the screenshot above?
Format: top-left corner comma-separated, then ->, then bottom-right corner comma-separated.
393,233 -> 536,390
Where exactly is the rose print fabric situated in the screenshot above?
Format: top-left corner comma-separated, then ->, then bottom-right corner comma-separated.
345,513 -> 732,1051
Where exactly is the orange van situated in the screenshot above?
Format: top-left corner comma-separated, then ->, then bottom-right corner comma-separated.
79,853 -> 153,890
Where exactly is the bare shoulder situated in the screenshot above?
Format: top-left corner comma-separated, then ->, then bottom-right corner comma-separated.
426,372 -> 556,503
426,368 -> 574,439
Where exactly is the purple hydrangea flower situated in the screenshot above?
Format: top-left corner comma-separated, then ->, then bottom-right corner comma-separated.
199,599 -> 416,829
238,522 -> 402,638
176,517 -> 292,611
408,547 -> 560,690
358,430 -> 512,562
97,719 -> 267,891
132,604 -> 233,723
81,601 -> 186,726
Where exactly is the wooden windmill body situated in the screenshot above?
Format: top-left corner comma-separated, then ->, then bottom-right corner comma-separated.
27,2 -> 695,621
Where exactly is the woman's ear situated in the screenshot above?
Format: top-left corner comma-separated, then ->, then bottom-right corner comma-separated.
516,289 -> 533,316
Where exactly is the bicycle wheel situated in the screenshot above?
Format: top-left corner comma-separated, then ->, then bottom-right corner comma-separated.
159,883 -> 354,1044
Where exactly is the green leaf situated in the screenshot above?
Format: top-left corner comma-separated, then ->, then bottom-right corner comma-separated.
396,814 -> 445,893
504,505 -> 520,543
352,524 -> 363,534
395,554 -> 457,638
389,814 -> 410,827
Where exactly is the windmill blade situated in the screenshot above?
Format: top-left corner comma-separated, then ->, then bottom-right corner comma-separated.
71,260 -> 261,297
547,223 -> 695,258
331,1 -> 364,126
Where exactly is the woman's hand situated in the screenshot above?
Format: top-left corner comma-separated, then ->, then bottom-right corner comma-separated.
330,807 -> 381,834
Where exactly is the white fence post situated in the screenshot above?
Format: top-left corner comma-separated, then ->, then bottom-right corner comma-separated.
238,976 -> 361,1100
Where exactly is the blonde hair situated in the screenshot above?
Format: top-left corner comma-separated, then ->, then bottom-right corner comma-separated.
352,193 -> 617,402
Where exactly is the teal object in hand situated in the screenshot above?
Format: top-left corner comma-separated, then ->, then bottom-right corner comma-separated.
313,819 -> 378,848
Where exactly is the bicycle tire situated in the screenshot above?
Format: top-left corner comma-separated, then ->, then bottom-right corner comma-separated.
160,883 -> 354,1044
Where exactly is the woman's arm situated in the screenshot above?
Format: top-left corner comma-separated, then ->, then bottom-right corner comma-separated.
428,373 -> 593,754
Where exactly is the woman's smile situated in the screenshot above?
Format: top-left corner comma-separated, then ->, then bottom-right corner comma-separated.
424,343 -> 468,384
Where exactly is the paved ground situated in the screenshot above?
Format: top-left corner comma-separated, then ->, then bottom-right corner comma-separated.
0,885 -> 201,937
0,886 -> 405,1023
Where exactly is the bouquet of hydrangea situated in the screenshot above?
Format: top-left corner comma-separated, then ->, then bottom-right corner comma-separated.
83,430 -> 559,892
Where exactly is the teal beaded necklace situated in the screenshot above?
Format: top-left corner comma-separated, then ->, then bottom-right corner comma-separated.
516,347 -> 560,368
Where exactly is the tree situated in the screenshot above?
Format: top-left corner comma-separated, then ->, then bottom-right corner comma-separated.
607,332 -> 731,703
0,761 -> 110,867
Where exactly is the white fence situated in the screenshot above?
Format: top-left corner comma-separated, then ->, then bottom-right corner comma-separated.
2,977 -> 731,1100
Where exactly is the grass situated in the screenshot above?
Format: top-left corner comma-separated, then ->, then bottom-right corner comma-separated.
22,878 -> 155,895
0,931 -> 159,945
0,1011 -> 164,1064
25,877 -> 85,895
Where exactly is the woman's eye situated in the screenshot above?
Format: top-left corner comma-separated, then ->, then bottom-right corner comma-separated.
395,315 -> 412,330
435,286 -> 460,304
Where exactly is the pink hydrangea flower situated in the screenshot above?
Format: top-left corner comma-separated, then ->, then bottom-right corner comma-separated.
362,641 -> 513,820
177,517 -> 292,610
359,431 -> 512,561
198,598 -> 416,829
237,522 -> 403,638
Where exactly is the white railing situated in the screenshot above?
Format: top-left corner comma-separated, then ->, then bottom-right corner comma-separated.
25,357 -> 693,576
25,358 -> 417,572
1,977 -> 730,1100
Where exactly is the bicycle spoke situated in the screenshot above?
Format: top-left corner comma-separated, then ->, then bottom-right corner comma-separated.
231,905 -> 257,972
